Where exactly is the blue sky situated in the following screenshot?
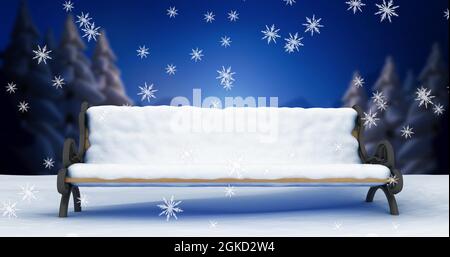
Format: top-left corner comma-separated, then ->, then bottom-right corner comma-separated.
0,0 -> 448,107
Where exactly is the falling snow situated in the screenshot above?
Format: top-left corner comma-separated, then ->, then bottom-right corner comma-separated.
77,194 -> 89,208
1,200 -> 19,219
353,75 -> 365,88
400,125 -> 414,139
166,64 -> 177,75
346,0 -> 366,14
217,66 -> 236,91
362,111 -> 380,128
167,7 -> 179,18
433,103 -> 445,116
262,24 -> 281,44
220,36 -> 232,48
190,48 -> 204,62
284,33 -> 304,53
62,1 -> 74,12
18,101 -> 30,113
52,76 -> 65,89
228,10 -> 239,22
225,185 -> 236,198
445,9 -> 449,20
32,45 -> 52,64
158,196 -> 183,221
137,46 -> 150,59
415,87 -> 435,109
138,83 -> 158,102
283,0 -> 296,6
76,12 -> 92,28
5,82 -> 17,94
375,0 -> 399,23
303,15 -> 324,36
19,184 -> 39,202
82,22 -> 101,42
204,11 -> 215,23
43,157 -> 55,169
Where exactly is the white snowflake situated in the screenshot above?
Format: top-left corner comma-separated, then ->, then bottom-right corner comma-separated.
333,221 -> 343,231
77,194 -> 89,208
158,196 -> 183,221
262,24 -> 281,44
362,111 -> 380,129
167,7 -> 179,18
400,125 -> 414,139
225,185 -> 236,198
52,76 -> 65,89
138,83 -> 158,102
387,175 -> 399,186
415,87 -> 435,109
284,33 -> 304,53
166,64 -> 177,75
210,99 -> 221,109
445,9 -> 449,20
43,157 -> 55,169
5,82 -> 17,94
353,75 -> 365,88
376,100 -> 388,111
220,36 -> 232,48
190,48 -> 204,62
82,22 -> 101,42
209,220 -> 218,228
217,66 -> 236,91
228,10 -> 239,22
32,45 -> 52,64
375,0 -> 399,23
204,11 -> 215,23
18,101 -> 30,113
433,103 -> 445,116
76,12 -> 92,28
137,46 -> 150,59
372,91 -> 387,104
303,15 -> 324,36
62,1 -> 74,12
228,156 -> 245,179
1,200 -> 19,219
283,0 -> 296,6
346,0 -> 366,14
19,184 -> 39,202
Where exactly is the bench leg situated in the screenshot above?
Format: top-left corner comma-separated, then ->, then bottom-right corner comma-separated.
59,186 -> 72,218
366,186 -> 399,216
72,186 -> 82,213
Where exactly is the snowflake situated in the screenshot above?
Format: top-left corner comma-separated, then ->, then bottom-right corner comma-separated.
445,9 -> 449,20
372,91 -> 386,104
204,11 -> 215,23
284,33 -> 304,53
62,1 -> 74,12
19,183 -> 39,202
415,87 -> 435,109
353,75 -> 365,88
433,103 -> 445,116
32,45 -> 52,64
167,7 -> 178,18
209,220 -> 218,228
220,36 -> 232,48
283,0 -> 296,6
158,196 -> 183,221
190,48 -> 204,62
43,157 -> 55,169
376,100 -> 388,111
217,66 -> 236,91
225,185 -> 236,198
52,76 -> 65,89
166,64 -> 177,75
210,99 -> 221,109
262,24 -> 281,44
137,46 -> 150,59
138,83 -> 158,102
333,221 -> 343,231
400,125 -> 414,139
1,200 -> 19,219
303,15 -> 324,36
362,111 -> 380,129
77,194 -> 89,208
375,0 -> 399,23
228,10 -> 239,22
346,0 -> 366,14
82,22 -> 101,42
18,101 -> 30,113
76,12 -> 92,28
228,156 -> 245,178
387,175 -> 399,186
5,82 -> 17,94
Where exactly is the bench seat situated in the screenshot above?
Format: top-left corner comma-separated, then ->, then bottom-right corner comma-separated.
67,164 -> 391,186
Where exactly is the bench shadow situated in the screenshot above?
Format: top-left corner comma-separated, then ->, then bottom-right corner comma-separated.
66,188 -> 391,219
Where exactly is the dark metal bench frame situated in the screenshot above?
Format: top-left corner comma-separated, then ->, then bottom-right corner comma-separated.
57,103 -> 403,217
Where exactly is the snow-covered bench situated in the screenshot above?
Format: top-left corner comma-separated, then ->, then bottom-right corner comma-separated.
57,103 -> 403,217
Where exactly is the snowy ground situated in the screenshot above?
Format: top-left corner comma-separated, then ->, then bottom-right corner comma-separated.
0,175 -> 448,237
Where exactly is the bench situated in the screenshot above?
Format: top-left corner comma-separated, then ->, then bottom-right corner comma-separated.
57,103 -> 403,217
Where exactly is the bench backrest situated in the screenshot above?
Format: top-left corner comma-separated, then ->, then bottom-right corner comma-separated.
84,106 -> 362,166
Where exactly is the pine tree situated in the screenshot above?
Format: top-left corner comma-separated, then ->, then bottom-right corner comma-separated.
92,30 -> 133,106
342,71 -> 368,109
398,44 -> 449,174
0,0 -> 64,174
55,15 -> 105,140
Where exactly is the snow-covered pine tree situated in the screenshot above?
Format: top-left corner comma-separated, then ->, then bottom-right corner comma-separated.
398,44 -> 449,174
92,30 -> 133,106
55,15 -> 105,140
0,0 -> 64,174
363,57 -> 406,157
342,71 -> 368,109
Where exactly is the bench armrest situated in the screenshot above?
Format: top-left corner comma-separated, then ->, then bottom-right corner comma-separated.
62,138 -> 82,168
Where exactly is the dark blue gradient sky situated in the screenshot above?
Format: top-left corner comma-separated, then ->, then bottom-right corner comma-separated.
0,0 -> 448,106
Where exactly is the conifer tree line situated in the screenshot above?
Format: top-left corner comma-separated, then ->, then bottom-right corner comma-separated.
0,1 -> 132,175
342,45 -> 449,174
